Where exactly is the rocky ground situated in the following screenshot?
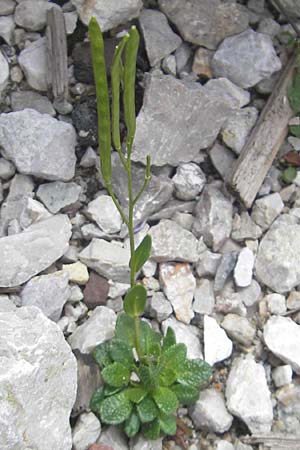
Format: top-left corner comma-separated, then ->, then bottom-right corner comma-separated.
1,0 -> 300,450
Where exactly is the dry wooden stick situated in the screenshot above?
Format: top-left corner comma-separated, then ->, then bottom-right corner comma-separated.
46,7 -> 69,99
226,51 -> 297,208
242,433 -> 300,449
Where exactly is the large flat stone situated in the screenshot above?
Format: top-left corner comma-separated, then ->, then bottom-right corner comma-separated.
0,109 -> 77,181
0,215 -> 71,287
131,72 -> 233,166
0,306 -> 77,450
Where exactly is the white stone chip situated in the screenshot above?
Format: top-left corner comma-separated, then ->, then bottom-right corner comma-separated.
204,315 -> 232,366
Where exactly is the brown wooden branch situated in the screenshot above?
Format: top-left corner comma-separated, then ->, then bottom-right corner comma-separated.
46,7 -> 68,100
226,51 -> 297,208
242,433 -> 300,449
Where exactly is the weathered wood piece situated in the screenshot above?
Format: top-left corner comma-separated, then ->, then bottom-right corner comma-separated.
46,7 -> 68,99
243,433 -> 300,449
226,51 -> 297,208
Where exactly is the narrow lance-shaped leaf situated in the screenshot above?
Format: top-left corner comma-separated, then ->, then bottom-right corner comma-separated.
124,26 -> 139,153
111,34 -> 129,151
130,234 -> 152,274
88,17 -> 111,183
124,284 -> 147,317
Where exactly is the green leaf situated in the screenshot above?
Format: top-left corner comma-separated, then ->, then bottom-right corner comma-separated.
124,387 -> 147,404
115,313 -> 135,347
153,387 -> 178,415
102,362 -> 130,387
124,284 -> 147,317
158,368 -> 177,387
138,365 -> 159,391
282,166 -> 297,184
159,413 -> 177,436
103,385 -> 123,397
130,235 -> 152,274
137,395 -> 158,423
88,17 -> 111,183
177,359 -> 212,388
139,320 -> 161,357
143,419 -> 161,439
171,383 -> 199,405
288,68 -> 300,113
162,327 -> 176,351
93,341 -> 112,368
111,34 -> 129,151
100,391 -> 132,425
290,124 -> 300,137
108,338 -> 134,368
90,386 -> 104,415
124,410 -> 141,437
123,26 -> 139,150
161,343 -> 187,373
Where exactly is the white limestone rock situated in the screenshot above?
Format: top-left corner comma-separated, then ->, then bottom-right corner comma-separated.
147,291 -> 172,322
18,38 -> 48,91
86,195 -> 123,234
172,162 -> 206,201
272,365 -> 293,387
251,193 -> 284,231
159,262 -> 195,324
71,0 -> 142,31
21,270 -> 70,322
68,306 -> 116,354
264,316 -> 300,374
234,247 -> 255,288
0,306 -> 77,450
0,16 -> 15,45
204,315 -> 232,366
225,355 -> 273,433
193,278 -> 215,315
37,181 -> 82,213
14,0 -> 56,31
79,239 -> 130,283
62,261 -> 89,285
205,78 -> 250,108
0,109 -> 77,181
0,51 -> 9,99
72,412 -> 101,450
212,29 -> 282,88
221,107 -> 258,155
0,215 -> 71,287
189,388 -> 233,433
222,314 -> 256,347
162,317 -> 203,359
11,90 -> 56,116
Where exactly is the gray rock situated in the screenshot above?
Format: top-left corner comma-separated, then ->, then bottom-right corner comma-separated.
130,435 -> 162,450
258,18 -> 281,38
149,199 -> 195,222
272,365 -> 293,387
72,412 -> 101,450
71,0 -> 142,30
68,305 -> 116,354
80,147 -> 97,168
21,270 -> 70,322
37,181 -> 82,213
0,109 -> 76,181
222,107 -> 258,155
0,306 -> 77,450
277,0 -> 300,17
231,212 -> 262,241
0,0 -> 15,15
172,162 -> 206,200
14,0 -> 56,31
162,317 -> 203,359
161,54 -> 176,76
79,239 -> 130,283
19,198 -> 52,230
212,29 -> 282,88
160,262 -> 195,324
0,15 -> 15,45
64,10 -> 78,35
222,314 -> 256,347
175,42 -> 193,73
265,293 -> 286,315
255,221 -> 300,293
86,195 -> 122,234
216,442 -> 234,450
0,51 -> 9,98
18,37 -> 48,91
204,315 -> 232,366
0,215 -> 71,287
11,90 -> 56,116
193,278 -> 215,315
0,158 -> 15,180
205,78 -> 250,108
131,72 -> 233,166
158,0 -> 249,50
234,248 -> 255,288
147,291 -> 172,322
251,193 -> 284,231
196,250 -> 221,278
149,219 -> 200,263
98,152 -> 173,222
209,142 -> 236,180
275,384 -> 300,435
264,316 -> 300,374
193,185 -> 233,251
238,279 -> 262,307
189,388 -> 233,433
139,9 -> 182,67
226,355 -> 273,433
214,252 -> 238,293
172,211 -> 194,231
98,426 -> 128,450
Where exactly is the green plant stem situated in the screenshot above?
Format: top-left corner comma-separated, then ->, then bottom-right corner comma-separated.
106,183 -> 129,228
133,175 -> 150,206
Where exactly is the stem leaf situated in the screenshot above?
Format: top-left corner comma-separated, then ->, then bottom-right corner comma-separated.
124,26 -> 139,150
124,284 -> 147,317
130,234 -> 152,274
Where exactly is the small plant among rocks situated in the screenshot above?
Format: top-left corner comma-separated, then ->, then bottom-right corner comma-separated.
88,17 -> 212,439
